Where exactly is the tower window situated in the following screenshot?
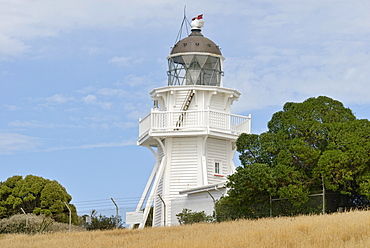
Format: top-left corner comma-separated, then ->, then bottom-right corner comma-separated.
214,162 -> 220,174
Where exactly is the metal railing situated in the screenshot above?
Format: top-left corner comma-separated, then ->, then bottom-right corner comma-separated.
139,110 -> 250,139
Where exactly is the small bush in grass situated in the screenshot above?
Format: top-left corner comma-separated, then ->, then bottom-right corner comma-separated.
176,208 -> 214,225
83,210 -> 124,231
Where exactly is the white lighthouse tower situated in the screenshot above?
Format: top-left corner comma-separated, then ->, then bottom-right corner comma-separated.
126,15 -> 251,228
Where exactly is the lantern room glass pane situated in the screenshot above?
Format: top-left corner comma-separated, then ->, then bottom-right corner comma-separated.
186,60 -> 201,85
195,55 -> 208,68
168,58 -> 186,86
182,55 -> 194,68
167,55 -> 223,86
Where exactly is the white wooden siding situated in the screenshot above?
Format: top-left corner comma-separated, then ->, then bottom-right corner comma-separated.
153,175 -> 163,227
206,138 -> 228,184
210,93 -> 225,111
174,90 -> 196,111
170,137 -> 198,195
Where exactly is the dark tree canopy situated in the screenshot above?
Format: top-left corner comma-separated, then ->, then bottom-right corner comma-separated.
0,175 -> 78,224
217,96 -> 370,220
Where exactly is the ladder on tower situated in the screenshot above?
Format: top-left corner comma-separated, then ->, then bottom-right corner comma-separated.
176,90 -> 195,128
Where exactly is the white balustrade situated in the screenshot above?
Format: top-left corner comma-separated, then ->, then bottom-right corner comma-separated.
139,110 -> 250,139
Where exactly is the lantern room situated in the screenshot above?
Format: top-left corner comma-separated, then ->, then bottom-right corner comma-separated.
167,15 -> 224,86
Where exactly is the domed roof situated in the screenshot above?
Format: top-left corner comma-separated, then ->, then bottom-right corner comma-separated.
170,30 -> 222,56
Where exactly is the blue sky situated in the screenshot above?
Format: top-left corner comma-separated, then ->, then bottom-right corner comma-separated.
1,0 -> 370,219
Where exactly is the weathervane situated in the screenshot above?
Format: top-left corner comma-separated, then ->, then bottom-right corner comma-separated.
191,14 -> 204,30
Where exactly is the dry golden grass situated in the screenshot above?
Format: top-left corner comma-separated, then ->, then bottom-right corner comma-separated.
1,210 -> 370,248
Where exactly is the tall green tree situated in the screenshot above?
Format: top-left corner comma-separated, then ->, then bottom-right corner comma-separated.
0,175 -> 78,224
217,96 -> 370,219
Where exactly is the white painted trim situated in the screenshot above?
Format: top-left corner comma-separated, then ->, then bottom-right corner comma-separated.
154,137 -> 166,153
126,211 -> 143,225
150,85 -> 241,99
129,146 -> 158,229
179,183 -> 225,195
139,155 -> 167,229
230,141 -> 237,174
166,52 -> 225,61
201,155 -> 208,185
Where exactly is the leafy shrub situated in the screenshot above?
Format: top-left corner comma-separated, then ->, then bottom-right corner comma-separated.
176,208 -> 214,225
80,210 -> 123,231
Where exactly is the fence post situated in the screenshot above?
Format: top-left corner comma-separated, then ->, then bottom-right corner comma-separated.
206,191 -> 217,222
20,208 -> 28,228
270,195 -> 272,217
63,202 -> 72,232
157,194 -> 166,226
322,175 -> 326,214
111,198 -> 119,229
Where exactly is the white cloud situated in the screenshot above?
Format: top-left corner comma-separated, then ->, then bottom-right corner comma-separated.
81,45 -> 108,56
82,95 -> 112,109
121,74 -> 151,88
220,0 -> 370,112
0,34 -> 29,58
0,133 -> 42,155
8,120 -> 42,128
46,94 -> 75,104
8,120 -> 83,129
127,110 -> 148,120
226,43 -> 370,113
76,86 -> 97,95
84,115 -> 118,123
4,105 -> 19,111
109,56 -> 132,67
0,0 -> 182,59
82,95 -> 97,105
25,94 -> 76,111
0,133 -> 135,154
97,102 -> 112,110
112,122 -> 137,129
77,87 -> 127,98
45,140 -> 136,152
0,0 -> 263,59
109,56 -> 144,67
96,88 -> 127,97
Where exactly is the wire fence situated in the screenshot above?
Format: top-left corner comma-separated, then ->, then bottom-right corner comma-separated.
71,190 -> 364,227
71,194 -> 177,226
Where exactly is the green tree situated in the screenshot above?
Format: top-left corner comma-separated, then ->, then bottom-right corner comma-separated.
218,96 -> 370,219
0,175 -> 78,224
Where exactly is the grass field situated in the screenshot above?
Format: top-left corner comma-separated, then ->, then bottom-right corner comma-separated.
1,210 -> 370,248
